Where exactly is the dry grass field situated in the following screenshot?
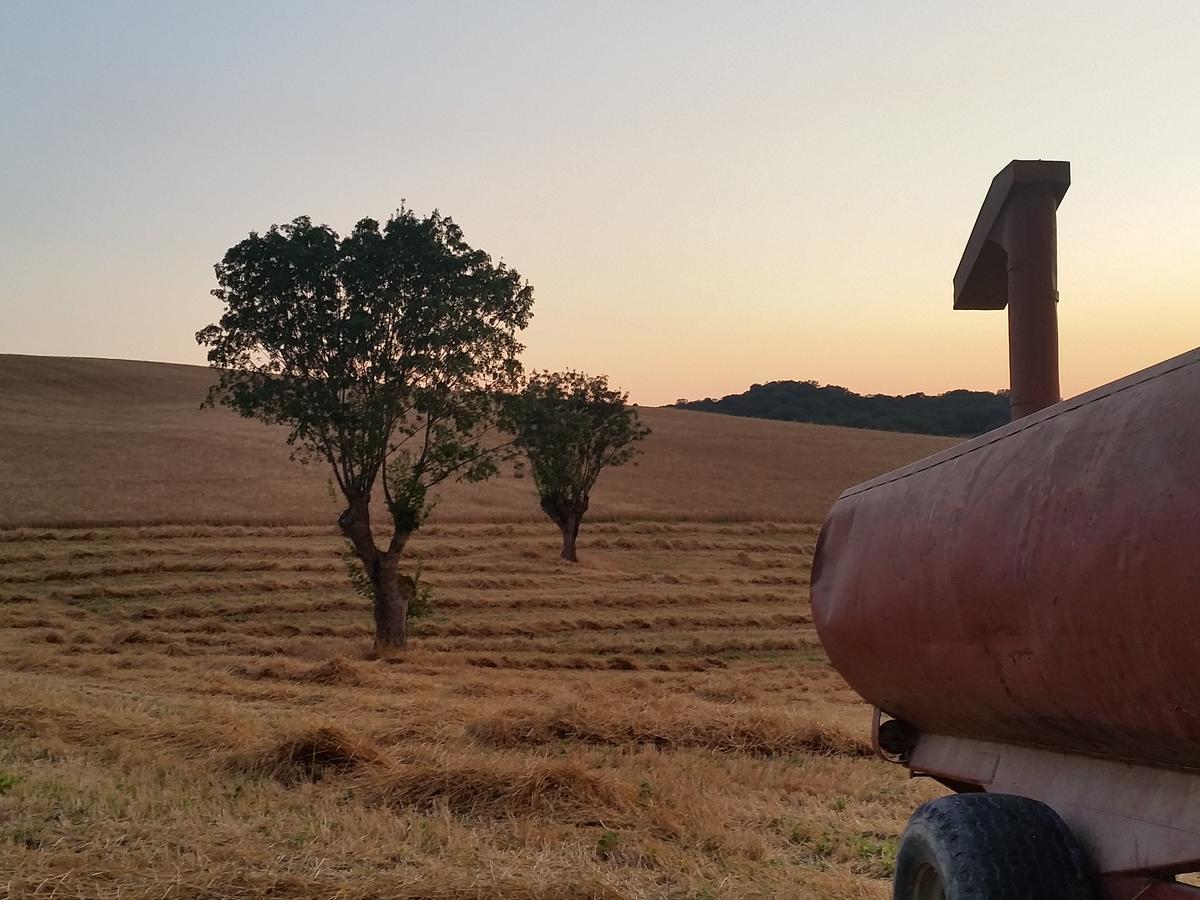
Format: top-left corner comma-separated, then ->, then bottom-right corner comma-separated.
0,356 -> 956,899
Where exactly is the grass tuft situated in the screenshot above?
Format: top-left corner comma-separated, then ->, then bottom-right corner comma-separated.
300,656 -> 369,686
469,702 -> 871,758
361,757 -> 639,823
241,725 -> 387,782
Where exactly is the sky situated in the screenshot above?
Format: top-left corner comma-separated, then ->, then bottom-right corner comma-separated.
2,2 -> 1199,406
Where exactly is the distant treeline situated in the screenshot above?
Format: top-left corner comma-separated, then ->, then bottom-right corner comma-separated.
672,380 -> 1010,437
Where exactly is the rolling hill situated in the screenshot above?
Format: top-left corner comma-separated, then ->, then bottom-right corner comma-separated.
0,355 -> 956,527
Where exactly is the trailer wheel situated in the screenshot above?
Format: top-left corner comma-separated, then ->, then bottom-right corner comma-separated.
893,793 -> 1094,900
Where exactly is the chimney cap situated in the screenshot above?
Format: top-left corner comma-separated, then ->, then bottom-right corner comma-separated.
953,160 -> 1071,310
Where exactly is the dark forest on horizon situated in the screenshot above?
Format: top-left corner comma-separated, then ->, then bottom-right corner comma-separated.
672,380 -> 1010,437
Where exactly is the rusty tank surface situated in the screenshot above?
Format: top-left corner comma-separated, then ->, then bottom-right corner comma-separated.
812,161 -> 1200,899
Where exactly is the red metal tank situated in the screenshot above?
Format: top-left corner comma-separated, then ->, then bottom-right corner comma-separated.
811,346 -> 1200,772
818,159 -> 1200,895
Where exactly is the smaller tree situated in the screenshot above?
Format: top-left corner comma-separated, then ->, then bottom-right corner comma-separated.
502,371 -> 649,562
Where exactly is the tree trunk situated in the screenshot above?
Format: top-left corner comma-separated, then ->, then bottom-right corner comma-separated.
559,513 -> 581,562
370,555 -> 413,655
339,494 -> 413,654
541,495 -> 587,563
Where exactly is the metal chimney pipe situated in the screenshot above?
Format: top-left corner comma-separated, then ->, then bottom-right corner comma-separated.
952,160 -> 1070,421
1001,185 -> 1061,418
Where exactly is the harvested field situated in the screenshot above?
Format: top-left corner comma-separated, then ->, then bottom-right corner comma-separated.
0,520 -> 941,898
0,357 -> 952,897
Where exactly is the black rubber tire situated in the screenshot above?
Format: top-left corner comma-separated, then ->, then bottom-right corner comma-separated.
892,793 -> 1096,900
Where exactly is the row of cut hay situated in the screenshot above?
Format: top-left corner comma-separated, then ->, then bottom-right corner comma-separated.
419,560 -> 748,580
469,701 -> 871,758
0,520 -> 820,549
235,725 -> 663,829
0,510 -> 824,532
5,626 -> 319,662
19,575 -> 347,603
424,632 -> 811,657
234,724 -> 389,782
417,610 -> 810,639
0,539 -> 343,562
0,523 -> 337,542
0,610 -> 82,630
433,589 -> 797,613
229,655 -> 377,688
362,758 -> 642,824
420,536 -> 813,556
462,654 -> 727,673
3,584 -> 797,616
585,537 -> 813,553
0,539 -> 349,568
120,596 -> 361,620
158,617 -> 367,640
420,569 -> 726,588
5,557 -> 793,590
42,612 -> 809,646
734,573 -> 811,586
6,614 -> 813,671
11,641 -> 728,678
10,574 -> 793,602
3,586 -> 583,613
440,548 -> 771,569
0,684 -> 262,755
0,558 -> 344,584
418,519 -> 818,536
0,872 -> 624,900
122,629 -> 326,657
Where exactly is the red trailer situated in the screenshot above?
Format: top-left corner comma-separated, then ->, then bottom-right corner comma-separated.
812,161 -> 1200,899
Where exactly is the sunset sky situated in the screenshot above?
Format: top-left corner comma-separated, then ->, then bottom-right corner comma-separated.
3,1 -> 1199,406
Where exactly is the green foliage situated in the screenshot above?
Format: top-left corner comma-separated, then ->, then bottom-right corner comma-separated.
4,826 -> 40,850
500,370 -> 650,516
674,380 -> 1010,437
407,560 -> 435,620
341,543 -> 375,601
197,207 -> 533,538
341,545 -> 435,620
199,207 -> 531,642
843,831 -> 897,879
787,824 -> 898,879
382,453 -> 436,535
0,773 -> 20,795
596,829 -> 620,860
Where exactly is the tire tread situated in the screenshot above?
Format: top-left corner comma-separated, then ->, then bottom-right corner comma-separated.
893,793 -> 1094,900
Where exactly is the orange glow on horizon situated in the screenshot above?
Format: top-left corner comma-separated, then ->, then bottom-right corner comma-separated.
2,4 -> 1199,407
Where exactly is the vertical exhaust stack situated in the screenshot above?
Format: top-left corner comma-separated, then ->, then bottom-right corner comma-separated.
953,160 -> 1071,419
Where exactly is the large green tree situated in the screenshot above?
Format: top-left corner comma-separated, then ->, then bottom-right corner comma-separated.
197,210 -> 533,652
502,371 -> 649,562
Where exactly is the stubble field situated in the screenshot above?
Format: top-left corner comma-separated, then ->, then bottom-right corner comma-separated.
0,356 -> 954,899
